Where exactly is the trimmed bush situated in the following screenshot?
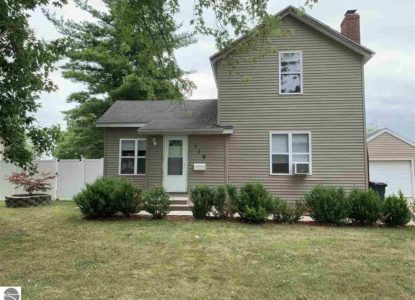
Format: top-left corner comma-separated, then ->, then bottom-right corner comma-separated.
211,185 -> 226,218
113,178 -> 143,216
223,184 -> 239,218
190,185 -> 215,219
272,199 -> 306,224
143,187 -> 170,219
211,185 -> 238,218
304,185 -> 349,224
347,189 -> 381,225
74,177 -> 142,218
234,182 -> 274,223
382,191 -> 412,227
74,177 -> 118,218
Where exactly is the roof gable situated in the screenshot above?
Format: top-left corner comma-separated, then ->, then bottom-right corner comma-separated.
367,128 -> 415,148
210,6 -> 374,77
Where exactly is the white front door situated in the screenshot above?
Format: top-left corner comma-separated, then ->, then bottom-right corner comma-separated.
163,136 -> 188,192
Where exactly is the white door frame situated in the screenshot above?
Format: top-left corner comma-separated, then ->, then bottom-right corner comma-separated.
163,136 -> 188,192
369,158 -> 415,198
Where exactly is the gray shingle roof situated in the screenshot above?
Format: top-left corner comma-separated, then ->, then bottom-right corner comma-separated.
96,99 -> 224,132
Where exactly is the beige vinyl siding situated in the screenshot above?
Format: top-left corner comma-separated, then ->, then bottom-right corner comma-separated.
188,135 -> 226,189
368,132 -> 415,160
217,16 -> 367,202
104,130 -> 226,191
146,136 -> 163,188
104,128 -> 146,188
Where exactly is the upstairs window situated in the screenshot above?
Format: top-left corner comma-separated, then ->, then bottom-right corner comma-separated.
119,139 -> 146,175
279,51 -> 303,94
270,132 -> 311,175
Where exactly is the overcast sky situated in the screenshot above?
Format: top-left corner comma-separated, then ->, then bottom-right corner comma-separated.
30,0 -> 415,140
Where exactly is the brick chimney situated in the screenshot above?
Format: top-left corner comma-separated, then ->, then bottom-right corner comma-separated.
341,9 -> 360,44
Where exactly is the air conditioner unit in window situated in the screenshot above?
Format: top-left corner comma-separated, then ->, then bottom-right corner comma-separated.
294,163 -> 310,175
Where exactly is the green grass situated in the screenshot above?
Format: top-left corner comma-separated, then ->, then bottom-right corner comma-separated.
0,202 -> 414,299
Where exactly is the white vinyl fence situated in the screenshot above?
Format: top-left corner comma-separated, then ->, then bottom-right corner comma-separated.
0,159 -> 103,200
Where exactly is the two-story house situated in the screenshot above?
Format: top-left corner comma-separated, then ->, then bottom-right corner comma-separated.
96,6 -> 374,203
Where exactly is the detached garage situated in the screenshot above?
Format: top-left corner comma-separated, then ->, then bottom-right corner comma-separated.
367,128 -> 415,199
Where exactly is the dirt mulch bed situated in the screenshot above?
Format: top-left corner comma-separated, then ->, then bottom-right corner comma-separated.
84,213 -> 195,222
78,209 -> 413,227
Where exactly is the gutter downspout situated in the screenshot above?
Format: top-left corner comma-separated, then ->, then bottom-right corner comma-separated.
225,135 -> 229,184
362,63 -> 369,189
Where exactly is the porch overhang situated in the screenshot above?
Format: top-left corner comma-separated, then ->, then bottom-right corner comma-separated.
96,123 -> 146,128
136,126 -> 234,135
131,119 -> 233,135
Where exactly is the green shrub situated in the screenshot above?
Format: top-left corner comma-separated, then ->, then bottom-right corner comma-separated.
272,199 -> 306,224
143,187 -> 170,219
74,177 -> 142,218
113,178 -> 143,216
243,206 -> 269,223
304,185 -> 349,224
190,185 -> 215,219
234,182 -> 274,223
223,184 -> 239,218
74,177 -> 117,218
211,185 -> 238,218
347,189 -> 381,225
382,191 -> 412,227
224,184 -> 239,218
211,185 -> 226,218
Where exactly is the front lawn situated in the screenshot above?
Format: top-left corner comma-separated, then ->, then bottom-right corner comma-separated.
0,202 -> 414,299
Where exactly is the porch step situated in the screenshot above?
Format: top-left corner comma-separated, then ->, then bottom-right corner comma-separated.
169,199 -> 189,205
169,204 -> 192,212
169,195 -> 191,211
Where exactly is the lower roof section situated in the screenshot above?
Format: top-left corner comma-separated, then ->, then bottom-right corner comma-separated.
96,99 -> 234,134
136,126 -> 234,135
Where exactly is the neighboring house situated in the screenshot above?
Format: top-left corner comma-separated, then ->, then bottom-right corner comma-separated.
96,6 -> 374,202
367,128 -> 415,199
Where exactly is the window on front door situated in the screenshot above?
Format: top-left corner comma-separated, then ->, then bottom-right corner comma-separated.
270,132 -> 311,175
167,140 -> 183,175
119,139 -> 146,175
279,51 -> 303,94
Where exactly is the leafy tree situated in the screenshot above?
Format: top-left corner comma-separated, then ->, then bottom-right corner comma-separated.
7,171 -> 55,195
0,0 -> 66,169
150,0 -> 317,51
127,1 -> 317,79
54,99 -> 111,159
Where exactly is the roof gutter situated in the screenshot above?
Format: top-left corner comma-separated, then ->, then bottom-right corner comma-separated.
96,123 -> 147,128
136,127 -> 234,135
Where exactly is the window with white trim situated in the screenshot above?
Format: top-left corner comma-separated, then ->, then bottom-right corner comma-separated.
279,51 -> 303,94
270,132 -> 311,174
119,139 -> 146,175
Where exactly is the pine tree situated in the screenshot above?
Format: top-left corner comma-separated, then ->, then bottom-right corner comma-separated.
52,0 -> 195,158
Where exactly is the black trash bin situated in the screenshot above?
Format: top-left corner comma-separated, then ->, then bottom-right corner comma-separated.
369,181 -> 387,201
